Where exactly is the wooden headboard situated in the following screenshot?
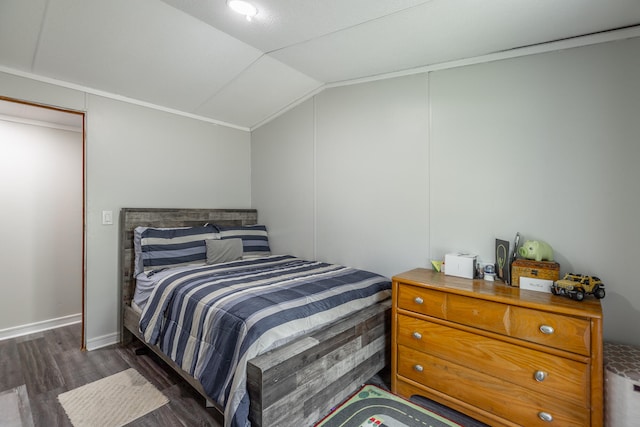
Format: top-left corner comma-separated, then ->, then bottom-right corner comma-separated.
119,208 -> 258,309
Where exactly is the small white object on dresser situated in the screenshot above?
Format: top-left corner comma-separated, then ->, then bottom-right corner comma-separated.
444,253 -> 477,279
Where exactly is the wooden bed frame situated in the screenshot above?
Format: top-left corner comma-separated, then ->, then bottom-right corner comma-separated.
119,208 -> 391,426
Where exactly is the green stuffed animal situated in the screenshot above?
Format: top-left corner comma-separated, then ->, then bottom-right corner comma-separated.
518,240 -> 554,262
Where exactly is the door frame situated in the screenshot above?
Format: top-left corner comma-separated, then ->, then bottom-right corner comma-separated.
0,96 -> 86,349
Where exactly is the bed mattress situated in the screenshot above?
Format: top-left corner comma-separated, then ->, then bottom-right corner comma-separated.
136,255 -> 391,427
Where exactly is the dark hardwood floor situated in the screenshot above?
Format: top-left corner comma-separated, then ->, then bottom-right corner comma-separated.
0,323 -> 223,427
1,324 -> 486,427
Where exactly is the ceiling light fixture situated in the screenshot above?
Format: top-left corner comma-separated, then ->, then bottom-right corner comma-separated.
227,0 -> 258,22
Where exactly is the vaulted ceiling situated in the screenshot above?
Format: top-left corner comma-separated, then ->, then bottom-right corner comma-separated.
1,0 -> 640,130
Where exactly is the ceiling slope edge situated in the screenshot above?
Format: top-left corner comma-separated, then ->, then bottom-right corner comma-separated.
251,24 -> 640,131
0,65 -> 251,132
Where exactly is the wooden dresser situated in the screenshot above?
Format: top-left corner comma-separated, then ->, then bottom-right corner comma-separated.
391,268 -> 603,427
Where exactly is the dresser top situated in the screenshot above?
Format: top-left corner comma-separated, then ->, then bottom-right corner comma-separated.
393,268 -> 602,319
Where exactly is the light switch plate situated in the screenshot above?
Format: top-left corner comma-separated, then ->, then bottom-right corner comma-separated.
102,210 -> 113,225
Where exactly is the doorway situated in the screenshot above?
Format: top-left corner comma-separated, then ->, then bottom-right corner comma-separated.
0,96 -> 85,348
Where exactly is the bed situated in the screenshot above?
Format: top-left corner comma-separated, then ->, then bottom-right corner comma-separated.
119,208 -> 392,427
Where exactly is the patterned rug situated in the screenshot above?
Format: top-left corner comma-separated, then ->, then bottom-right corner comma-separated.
57,368 -> 168,427
315,384 -> 462,427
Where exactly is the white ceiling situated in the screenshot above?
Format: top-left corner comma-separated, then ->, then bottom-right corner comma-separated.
1,0 -> 640,130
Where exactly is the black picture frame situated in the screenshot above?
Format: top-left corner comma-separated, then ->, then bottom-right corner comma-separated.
495,239 -> 510,284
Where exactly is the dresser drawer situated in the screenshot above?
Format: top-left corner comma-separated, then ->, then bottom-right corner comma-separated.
510,306 -> 591,356
397,284 -> 446,318
446,294 -> 591,356
397,314 -> 589,406
397,345 -> 590,427
446,293 -> 509,334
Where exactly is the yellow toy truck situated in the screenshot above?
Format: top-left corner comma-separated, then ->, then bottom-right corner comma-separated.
551,273 -> 606,301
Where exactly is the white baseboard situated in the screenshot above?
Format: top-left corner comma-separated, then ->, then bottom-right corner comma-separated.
0,313 -> 82,341
85,331 -> 120,351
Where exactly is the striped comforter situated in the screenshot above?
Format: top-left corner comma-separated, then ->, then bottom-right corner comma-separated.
139,255 -> 391,427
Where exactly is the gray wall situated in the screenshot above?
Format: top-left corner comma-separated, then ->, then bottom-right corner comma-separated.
252,74 -> 430,277
84,95 -> 251,348
252,36 -> 640,346
0,71 -> 252,348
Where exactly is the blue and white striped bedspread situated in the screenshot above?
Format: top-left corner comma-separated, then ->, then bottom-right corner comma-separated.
139,255 -> 391,427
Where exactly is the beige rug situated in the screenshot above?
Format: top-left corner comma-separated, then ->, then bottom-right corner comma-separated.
57,368 -> 169,427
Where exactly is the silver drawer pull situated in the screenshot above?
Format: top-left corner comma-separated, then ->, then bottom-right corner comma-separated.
414,296 -> 424,305
538,412 -> 553,422
534,370 -> 548,382
414,364 -> 424,372
412,332 -> 422,340
539,325 -> 555,335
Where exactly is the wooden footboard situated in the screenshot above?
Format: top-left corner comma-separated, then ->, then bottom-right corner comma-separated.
124,300 -> 391,426
247,299 -> 391,426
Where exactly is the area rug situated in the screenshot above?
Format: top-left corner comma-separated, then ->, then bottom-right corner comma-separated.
315,384 -> 462,427
0,385 -> 35,427
57,368 -> 168,427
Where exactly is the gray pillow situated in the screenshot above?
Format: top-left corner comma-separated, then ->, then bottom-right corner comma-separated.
205,238 -> 243,265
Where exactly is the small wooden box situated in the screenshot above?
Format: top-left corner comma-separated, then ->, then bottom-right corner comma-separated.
511,259 -> 560,287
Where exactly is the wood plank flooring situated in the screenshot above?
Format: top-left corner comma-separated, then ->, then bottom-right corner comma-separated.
0,324 -> 223,427
1,324 -> 486,427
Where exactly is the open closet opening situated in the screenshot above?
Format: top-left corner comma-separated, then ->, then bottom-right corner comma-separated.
0,96 -> 85,348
